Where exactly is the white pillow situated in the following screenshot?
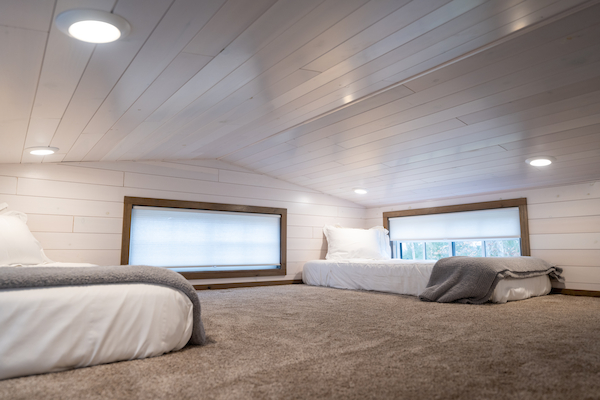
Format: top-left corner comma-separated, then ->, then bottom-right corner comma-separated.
372,226 -> 392,259
0,211 -> 52,266
323,225 -> 391,260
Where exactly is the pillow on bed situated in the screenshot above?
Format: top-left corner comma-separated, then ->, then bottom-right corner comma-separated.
0,210 -> 52,265
323,225 -> 391,260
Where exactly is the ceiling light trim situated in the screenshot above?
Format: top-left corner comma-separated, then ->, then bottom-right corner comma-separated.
55,9 -> 130,43
525,156 -> 556,167
27,146 -> 59,156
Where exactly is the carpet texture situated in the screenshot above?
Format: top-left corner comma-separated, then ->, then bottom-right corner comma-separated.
1,285 -> 599,399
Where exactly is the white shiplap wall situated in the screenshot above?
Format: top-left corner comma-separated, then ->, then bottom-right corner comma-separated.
0,160 -> 365,286
1,160 -> 597,292
365,181 -> 600,292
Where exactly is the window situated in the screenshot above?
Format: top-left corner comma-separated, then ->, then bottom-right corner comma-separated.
426,242 -> 452,260
455,240 -> 483,257
394,239 -> 521,260
384,198 -> 530,260
121,197 -> 286,279
485,239 -> 521,257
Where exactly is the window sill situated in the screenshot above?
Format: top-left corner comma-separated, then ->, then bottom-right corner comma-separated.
179,268 -> 286,280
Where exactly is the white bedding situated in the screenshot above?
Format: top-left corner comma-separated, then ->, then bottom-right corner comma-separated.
0,263 -> 194,381
302,259 -> 551,303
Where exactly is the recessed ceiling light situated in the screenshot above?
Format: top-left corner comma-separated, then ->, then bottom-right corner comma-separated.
354,188 -> 367,195
526,156 -> 556,167
55,9 -> 130,43
27,146 -> 59,156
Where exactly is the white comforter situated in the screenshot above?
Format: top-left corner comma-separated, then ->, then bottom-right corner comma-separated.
302,259 -> 551,303
0,263 -> 194,380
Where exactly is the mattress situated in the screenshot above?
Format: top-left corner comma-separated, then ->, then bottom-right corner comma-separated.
0,263 -> 194,380
302,259 -> 551,303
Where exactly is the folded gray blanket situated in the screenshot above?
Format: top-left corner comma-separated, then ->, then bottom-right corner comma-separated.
419,256 -> 563,304
0,265 -> 206,345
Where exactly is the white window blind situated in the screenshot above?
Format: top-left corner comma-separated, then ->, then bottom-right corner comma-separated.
129,206 -> 281,269
388,207 -> 521,242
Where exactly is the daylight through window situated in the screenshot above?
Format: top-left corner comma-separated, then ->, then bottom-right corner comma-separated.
383,199 -> 530,261
121,197 -> 287,279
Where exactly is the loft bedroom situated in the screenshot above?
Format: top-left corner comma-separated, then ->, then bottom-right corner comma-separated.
0,0 -> 599,397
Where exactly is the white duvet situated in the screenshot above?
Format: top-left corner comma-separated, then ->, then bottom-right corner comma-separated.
0,263 -> 194,380
302,259 -> 551,303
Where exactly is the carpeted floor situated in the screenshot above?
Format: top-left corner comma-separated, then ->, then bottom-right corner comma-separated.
1,285 -> 599,399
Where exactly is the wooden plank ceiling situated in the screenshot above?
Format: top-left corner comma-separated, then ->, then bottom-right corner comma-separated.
1,0 -> 599,207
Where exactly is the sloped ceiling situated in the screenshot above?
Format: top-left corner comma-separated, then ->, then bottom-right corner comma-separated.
1,0 -> 599,207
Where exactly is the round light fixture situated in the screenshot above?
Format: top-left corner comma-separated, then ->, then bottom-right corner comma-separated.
27,146 -> 59,156
55,9 -> 130,43
354,188 -> 368,195
526,156 -> 556,167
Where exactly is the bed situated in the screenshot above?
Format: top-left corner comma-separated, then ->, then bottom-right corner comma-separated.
0,204 -> 205,381
302,225 -> 561,304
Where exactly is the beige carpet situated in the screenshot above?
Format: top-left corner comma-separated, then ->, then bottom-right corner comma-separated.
1,285 -> 599,399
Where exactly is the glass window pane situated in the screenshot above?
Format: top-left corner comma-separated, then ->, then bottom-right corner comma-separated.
392,242 -> 401,259
129,206 -> 281,268
485,239 -> 521,257
389,208 -> 521,241
455,240 -> 483,257
400,242 -> 424,260
426,242 -> 451,260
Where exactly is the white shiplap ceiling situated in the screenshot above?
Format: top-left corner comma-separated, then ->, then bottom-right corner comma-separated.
1,0 -> 599,207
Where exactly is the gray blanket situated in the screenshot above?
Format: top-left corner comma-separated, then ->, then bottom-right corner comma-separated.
419,256 -> 563,304
0,265 -> 206,345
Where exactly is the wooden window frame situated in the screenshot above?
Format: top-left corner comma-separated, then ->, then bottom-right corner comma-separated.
121,196 -> 287,280
382,198 -> 530,256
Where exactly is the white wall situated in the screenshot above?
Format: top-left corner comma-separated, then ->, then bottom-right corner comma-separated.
0,160 -> 365,285
2,160 -> 598,291
366,181 -> 600,292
